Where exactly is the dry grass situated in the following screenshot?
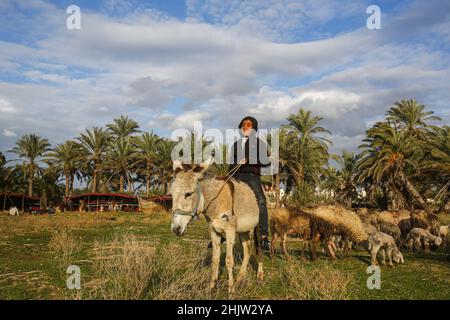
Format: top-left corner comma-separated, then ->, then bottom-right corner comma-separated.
279,260 -> 352,300
48,230 -> 82,268
0,212 -> 118,235
78,233 -> 264,300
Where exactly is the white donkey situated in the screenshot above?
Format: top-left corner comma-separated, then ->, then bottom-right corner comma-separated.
170,158 -> 264,294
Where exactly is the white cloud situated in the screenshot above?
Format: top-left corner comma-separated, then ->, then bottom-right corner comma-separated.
0,0 -> 449,156
0,97 -> 18,113
2,129 -> 17,137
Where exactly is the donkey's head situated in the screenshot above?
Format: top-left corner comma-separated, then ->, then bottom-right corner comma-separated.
170,158 -> 212,236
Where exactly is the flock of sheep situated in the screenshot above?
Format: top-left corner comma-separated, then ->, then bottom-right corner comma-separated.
270,205 -> 449,267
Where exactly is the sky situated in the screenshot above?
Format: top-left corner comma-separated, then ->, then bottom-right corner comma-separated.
0,0 -> 449,158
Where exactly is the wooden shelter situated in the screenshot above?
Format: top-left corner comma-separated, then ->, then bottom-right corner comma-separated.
1,193 -> 41,212
65,193 -> 140,212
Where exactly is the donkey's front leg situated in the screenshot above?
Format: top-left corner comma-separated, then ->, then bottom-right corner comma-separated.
209,230 -> 222,290
225,229 -> 236,294
236,232 -> 250,287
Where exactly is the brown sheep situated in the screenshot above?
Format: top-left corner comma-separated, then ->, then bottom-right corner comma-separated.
378,222 -> 401,242
305,205 -> 368,260
398,219 -> 413,238
377,210 -> 410,226
270,207 -> 313,260
410,210 -> 441,236
355,208 -> 379,226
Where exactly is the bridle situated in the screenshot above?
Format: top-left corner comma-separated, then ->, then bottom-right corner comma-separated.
171,182 -> 203,221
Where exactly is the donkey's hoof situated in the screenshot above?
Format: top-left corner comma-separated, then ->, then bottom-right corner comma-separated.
228,284 -> 235,295
209,281 -> 217,290
257,271 -> 264,282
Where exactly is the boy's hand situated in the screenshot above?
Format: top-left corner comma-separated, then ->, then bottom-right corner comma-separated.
239,158 -> 247,165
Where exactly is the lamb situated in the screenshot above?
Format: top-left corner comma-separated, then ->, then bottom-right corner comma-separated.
439,225 -> 449,250
406,228 -> 443,252
366,232 -> 404,267
438,224 -> 449,239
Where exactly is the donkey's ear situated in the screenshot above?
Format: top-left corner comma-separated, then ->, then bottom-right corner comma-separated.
193,156 -> 214,173
173,160 -> 183,173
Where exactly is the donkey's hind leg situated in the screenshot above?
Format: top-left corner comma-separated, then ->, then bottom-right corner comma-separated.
236,232 -> 250,287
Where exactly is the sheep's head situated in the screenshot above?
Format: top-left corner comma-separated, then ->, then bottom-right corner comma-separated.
434,236 -> 443,247
392,249 -> 404,264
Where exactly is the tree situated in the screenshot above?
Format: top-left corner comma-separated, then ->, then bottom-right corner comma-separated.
334,150 -> 360,208
357,121 -> 431,213
133,132 -> 160,196
46,140 -> 82,196
8,134 -> 50,196
77,127 -> 110,193
106,137 -> 136,193
386,99 -> 441,139
284,109 -> 331,187
106,115 -> 140,139
156,139 -> 176,194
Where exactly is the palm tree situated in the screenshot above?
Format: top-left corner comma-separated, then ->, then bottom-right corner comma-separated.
106,137 -> 136,193
156,138 -> 176,194
386,99 -> 441,139
133,132 -> 160,196
284,109 -> 331,187
0,152 -> 6,191
422,125 -> 450,211
46,140 -> 82,196
334,150 -> 360,208
357,121 -> 431,213
8,134 -> 50,196
107,115 -> 140,139
77,127 -> 110,193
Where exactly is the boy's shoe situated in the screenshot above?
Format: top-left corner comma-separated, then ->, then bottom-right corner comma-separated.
261,237 -> 270,251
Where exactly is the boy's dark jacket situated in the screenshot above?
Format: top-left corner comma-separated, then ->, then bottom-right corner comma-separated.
228,116 -> 270,176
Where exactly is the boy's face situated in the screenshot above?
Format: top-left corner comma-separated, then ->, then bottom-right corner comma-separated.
241,119 -> 253,137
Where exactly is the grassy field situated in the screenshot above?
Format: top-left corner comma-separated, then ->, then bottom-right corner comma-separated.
0,210 -> 449,300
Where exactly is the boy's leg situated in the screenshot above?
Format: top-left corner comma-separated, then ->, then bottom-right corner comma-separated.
238,174 -> 269,250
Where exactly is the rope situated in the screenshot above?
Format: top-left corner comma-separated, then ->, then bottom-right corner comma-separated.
203,163 -> 242,213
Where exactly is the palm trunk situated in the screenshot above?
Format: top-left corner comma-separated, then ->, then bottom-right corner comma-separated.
92,172 -> 97,193
146,173 -> 151,197
146,163 -> 152,196
92,162 -> 98,193
65,171 -> 70,197
126,173 -> 132,192
70,173 -> 74,195
28,165 -> 34,197
399,171 -> 432,214
120,175 -> 124,193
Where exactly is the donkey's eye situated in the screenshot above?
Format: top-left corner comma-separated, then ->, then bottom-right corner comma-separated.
185,192 -> 193,198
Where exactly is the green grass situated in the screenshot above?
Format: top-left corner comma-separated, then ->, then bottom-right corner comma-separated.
0,211 -> 449,300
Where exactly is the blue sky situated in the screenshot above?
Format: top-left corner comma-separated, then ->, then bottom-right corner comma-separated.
0,0 -> 449,157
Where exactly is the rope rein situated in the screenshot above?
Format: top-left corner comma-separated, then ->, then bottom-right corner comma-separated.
203,163 -> 242,213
